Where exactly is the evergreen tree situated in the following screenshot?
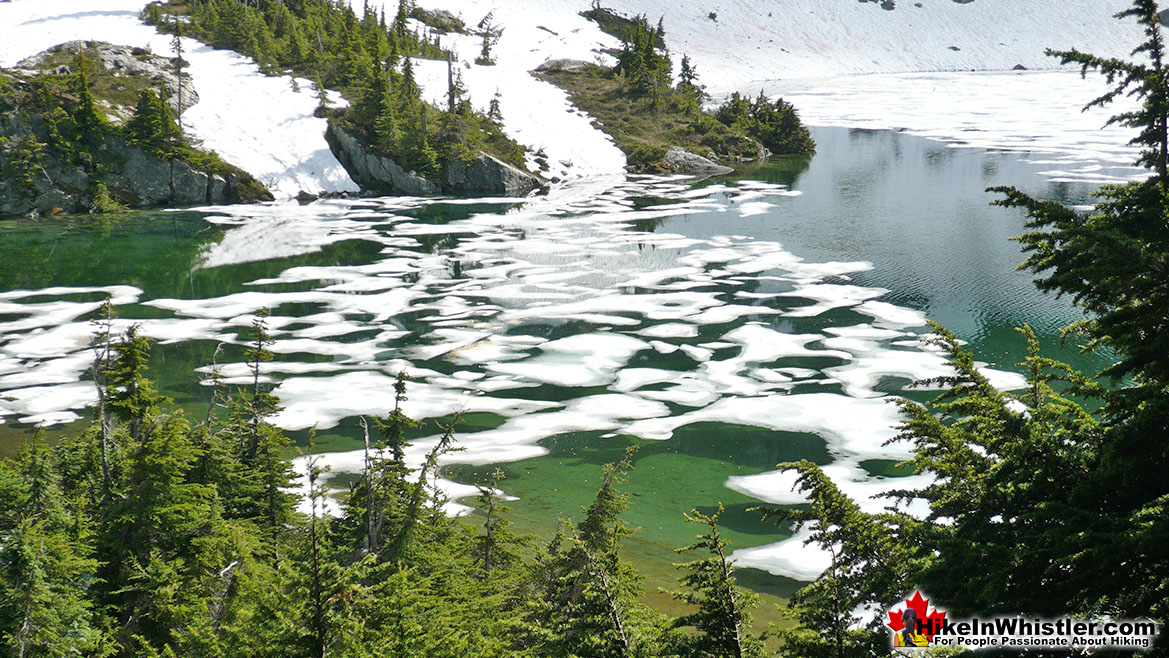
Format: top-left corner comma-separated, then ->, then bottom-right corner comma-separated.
671,504 -> 764,658
104,325 -> 165,444
336,372 -> 417,560
470,468 -> 523,580
989,1 -> 1169,628
242,309 -> 279,462
89,299 -> 119,504
70,54 -> 106,148
0,440 -> 108,658
760,459 -> 916,657
488,90 -> 503,123
1048,0 -> 1169,182
125,90 -> 182,159
530,447 -> 663,658
614,15 -> 671,98
170,18 -> 185,134
475,12 -> 498,66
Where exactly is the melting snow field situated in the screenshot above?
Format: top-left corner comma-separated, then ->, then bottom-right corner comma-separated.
408,0 -> 1144,183
0,174 -> 1027,577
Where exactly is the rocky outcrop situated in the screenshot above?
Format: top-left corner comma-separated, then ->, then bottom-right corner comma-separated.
408,7 -> 467,34
0,42 -> 272,218
446,152 -> 543,196
533,58 -> 592,74
0,134 -> 270,218
15,40 -> 198,117
325,121 -> 542,197
325,122 -> 441,196
661,147 -> 735,176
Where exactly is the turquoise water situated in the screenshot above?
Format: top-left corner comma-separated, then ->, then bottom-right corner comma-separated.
0,126 -> 1115,597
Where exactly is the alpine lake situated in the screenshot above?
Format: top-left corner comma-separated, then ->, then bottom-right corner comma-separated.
0,126 -> 1127,621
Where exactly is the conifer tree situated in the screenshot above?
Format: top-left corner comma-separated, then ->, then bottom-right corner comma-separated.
89,299 -> 118,504
532,447 -> 658,658
243,309 -> 278,462
488,90 -> 503,123
471,468 -> 523,580
671,504 -> 764,658
988,2 -> 1169,626
125,90 -> 182,159
475,12 -> 498,66
296,433 -> 338,658
70,54 -> 106,148
398,56 -> 421,112
0,440 -> 107,658
11,135 -> 45,198
337,372 -> 418,559
170,18 -> 185,134
105,325 -> 165,444
1048,0 -> 1169,182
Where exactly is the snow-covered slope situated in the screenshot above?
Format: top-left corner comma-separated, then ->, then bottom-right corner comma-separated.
411,0 -> 1144,179
349,0 -> 630,180
2,0 -> 1147,191
0,0 -> 358,198
526,0 -> 1139,87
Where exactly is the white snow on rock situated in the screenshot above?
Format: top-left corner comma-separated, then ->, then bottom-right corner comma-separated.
0,0 -> 358,198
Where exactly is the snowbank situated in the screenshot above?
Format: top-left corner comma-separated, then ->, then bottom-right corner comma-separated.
563,0 -> 1139,86
409,0 -> 1143,177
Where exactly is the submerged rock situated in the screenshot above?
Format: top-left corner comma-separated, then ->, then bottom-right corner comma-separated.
661,147 -> 735,176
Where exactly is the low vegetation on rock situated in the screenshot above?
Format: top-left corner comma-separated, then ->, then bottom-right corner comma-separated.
539,8 -> 814,173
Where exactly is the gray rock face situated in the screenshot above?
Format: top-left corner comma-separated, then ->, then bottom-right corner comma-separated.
16,40 -> 198,117
446,152 -> 542,196
0,135 -> 259,218
0,41 -> 270,218
326,121 -> 541,197
533,58 -> 592,73
662,147 -> 734,176
325,122 -> 441,196
409,7 -> 467,34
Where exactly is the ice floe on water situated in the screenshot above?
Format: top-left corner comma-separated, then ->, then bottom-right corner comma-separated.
0,174 -> 1037,583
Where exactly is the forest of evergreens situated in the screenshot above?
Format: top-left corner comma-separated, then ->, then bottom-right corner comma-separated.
0,301 -> 773,658
143,0 -> 527,181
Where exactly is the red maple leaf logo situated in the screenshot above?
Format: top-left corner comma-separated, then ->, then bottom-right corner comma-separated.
887,590 -> 947,641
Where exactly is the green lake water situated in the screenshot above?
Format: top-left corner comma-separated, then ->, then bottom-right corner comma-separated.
0,126 -> 1120,608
